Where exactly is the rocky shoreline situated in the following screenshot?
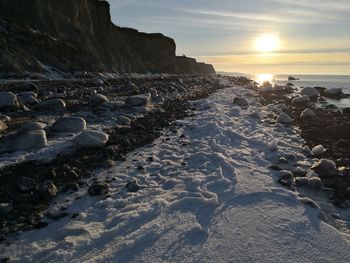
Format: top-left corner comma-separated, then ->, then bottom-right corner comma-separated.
0,75 -> 224,241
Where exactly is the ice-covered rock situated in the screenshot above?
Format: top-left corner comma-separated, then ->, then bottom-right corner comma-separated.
301,87 -> 319,99
0,120 -> 8,132
20,121 -> 46,132
292,95 -> 310,104
33,99 -> 66,111
52,117 -> 86,133
233,97 -> 249,107
125,93 -> 151,107
311,145 -> 326,156
277,113 -> 293,124
300,108 -> 316,118
89,94 -> 109,106
13,130 -> 48,151
324,88 -> 343,99
17,92 -> 39,106
75,130 -> 109,148
311,158 -> 338,177
0,91 -> 19,109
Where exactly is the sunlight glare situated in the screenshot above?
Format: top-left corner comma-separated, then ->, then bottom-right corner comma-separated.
255,34 -> 279,52
256,74 -> 273,84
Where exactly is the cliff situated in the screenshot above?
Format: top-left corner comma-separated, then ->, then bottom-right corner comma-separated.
0,0 -> 215,75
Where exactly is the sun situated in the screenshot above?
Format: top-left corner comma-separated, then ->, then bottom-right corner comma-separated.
255,34 -> 279,52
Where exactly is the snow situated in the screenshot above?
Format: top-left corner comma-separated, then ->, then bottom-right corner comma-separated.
1,83 -> 350,262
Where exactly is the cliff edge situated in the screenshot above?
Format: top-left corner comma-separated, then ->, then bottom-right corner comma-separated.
0,0 -> 215,75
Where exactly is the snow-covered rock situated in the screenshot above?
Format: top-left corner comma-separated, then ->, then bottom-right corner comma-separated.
300,108 -> 316,118
277,113 -> 293,124
324,88 -> 343,99
33,99 -> 66,111
311,145 -> 326,156
89,94 -> 109,106
75,130 -> 109,148
301,87 -> 319,99
125,93 -> 151,107
233,97 -> 249,107
311,158 -> 338,177
13,130 -> 48,151
0,91 -> 19,109
52,117 -> 86,133
292,95 -> 310,104
20,122 -> 46,132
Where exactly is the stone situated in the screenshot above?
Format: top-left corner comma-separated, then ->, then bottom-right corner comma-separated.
33,99 -> 66,111
277,170 -> 295,188
277,113 -> 293,124
292,95 -> 310,105
20,121 -> 46,132
301,87 -> 319,99
300,108 -> 316,118
75,130 -> 109,148
89,94 -> 109,106
311,159 -> 338,177
17,92 -> 39,106
0,91 -> 19,109
13,130 -> 48,151
0,120 -> 8,132
311,145 -> 326,156
0,113 -> 11,122
88,181 -> 109,196
52,117 -> 86,133
39,180 -> 57,199
126,180 -> 140,192
125,93 -> 151,107
233,97 -> 249,107
324,88 -> 343,99
116,116 -> 131,126
309,177 -> 322,188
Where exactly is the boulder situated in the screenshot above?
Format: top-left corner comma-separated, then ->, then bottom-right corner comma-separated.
324,88 -> 343,99
277,113 -> 293,124
233,97 -> 249,107
125,93 -> 151,107
88,181 -> 109,196
311,145 -> 326,156
20,121 -> 46,132
0,120 -> 8,132
75,130 -> 109,148
300,108 -> 316,118
13,130 -> 48,151
311,159 -> 338,177
33,99 -> 66,111
292,95 -> 310,105
89,94 -> 109,106
52,117 -> 86,133
0,91 -> 19,109
301,87 -> 319,99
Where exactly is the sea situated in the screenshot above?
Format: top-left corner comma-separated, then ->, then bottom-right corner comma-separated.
222,73 -> 350,108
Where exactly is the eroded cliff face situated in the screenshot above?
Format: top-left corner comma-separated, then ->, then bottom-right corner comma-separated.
0,0 -> 215,75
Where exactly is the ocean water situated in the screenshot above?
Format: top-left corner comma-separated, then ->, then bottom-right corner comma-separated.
222,72 -> 350,108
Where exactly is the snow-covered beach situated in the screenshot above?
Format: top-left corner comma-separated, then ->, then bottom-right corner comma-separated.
1,79 -> 350,262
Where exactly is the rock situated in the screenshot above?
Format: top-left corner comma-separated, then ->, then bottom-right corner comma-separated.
306,170 -> 319,178
311,159 -> 338,177
0,113 -> 11,122
126,180 -> 140,192
52,117 -> 86,133
300,108 -> 316,118
88,181 -> 109,196
33,99 -> 66,111
277,113 -> 293,124
295,177 -> 310,187
233,97 -> 249,107
75,130 -> 109,148
311,145 -> 326,156
292,95 -> 310,105
89,94 -> 109,106
288,76 -> 299,81
116,116 -> 131,126
13,130 -> 48,151
267,140 -> 278,151
17,92 -> 39,106
0,91 -> 19,109
20,121 -> 46,132
324,88 -> 343,99
301,87 -> 319,99
309,177 -> 322,188
277,170 -> 294,188
0,203 -> 13,215
125,93 -> 151,107
39,180 -> 57,199
0,120 -> 8,132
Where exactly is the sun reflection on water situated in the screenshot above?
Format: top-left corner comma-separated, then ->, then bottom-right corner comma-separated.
256,74 -> 274,85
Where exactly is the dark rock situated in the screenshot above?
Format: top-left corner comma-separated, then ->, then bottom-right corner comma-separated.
126,180 -> 140,192
33,221 -> 48,229
88,181 -> 109,196
311,159 -> 338,177
51,117 -> 86,133
39,180 -> 57,199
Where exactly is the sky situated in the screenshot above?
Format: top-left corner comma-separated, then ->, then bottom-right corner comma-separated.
108,0 -> 350,75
